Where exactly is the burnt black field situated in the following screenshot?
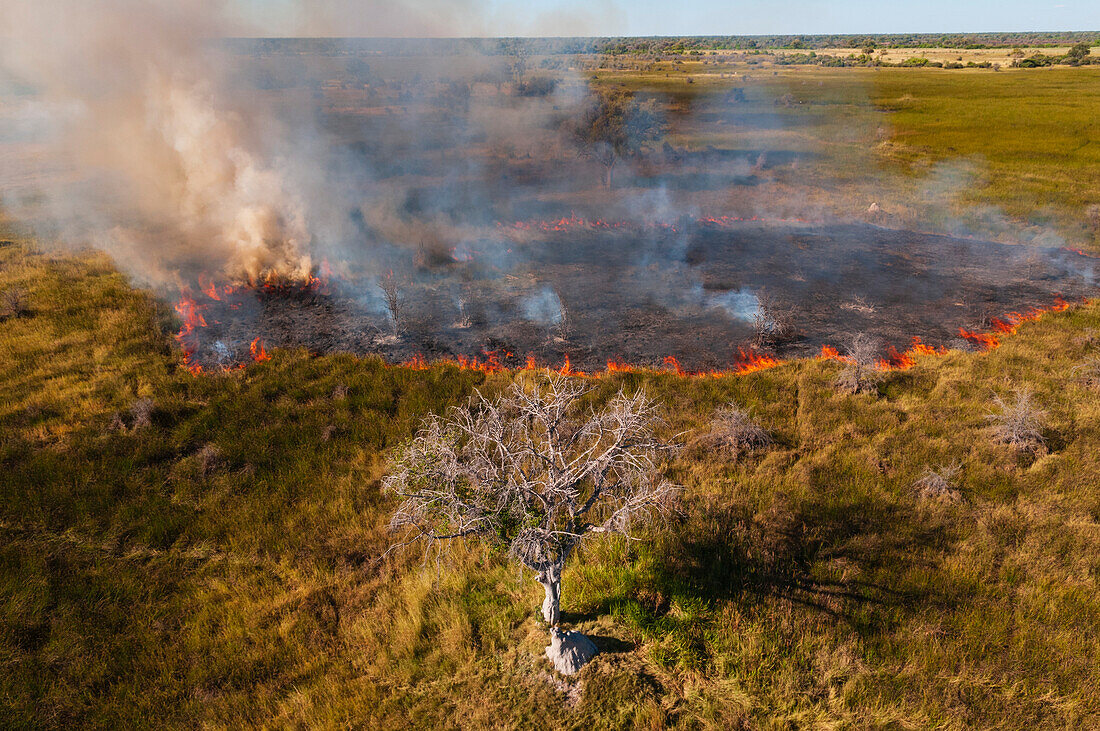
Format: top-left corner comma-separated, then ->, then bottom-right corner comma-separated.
181,221 -> 1096,372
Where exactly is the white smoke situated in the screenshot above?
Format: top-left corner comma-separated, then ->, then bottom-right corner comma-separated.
0,0 -> 313,284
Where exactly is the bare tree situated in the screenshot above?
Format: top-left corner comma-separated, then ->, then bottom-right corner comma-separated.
835,332 -> 881,394
987,387 -> 1048,453
379,271 -> 404,337
383,376 -> 680,627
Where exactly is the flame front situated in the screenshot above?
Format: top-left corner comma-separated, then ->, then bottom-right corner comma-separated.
174,265 -> 1077,383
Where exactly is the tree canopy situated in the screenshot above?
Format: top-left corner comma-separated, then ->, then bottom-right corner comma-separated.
569,88 -> 664,187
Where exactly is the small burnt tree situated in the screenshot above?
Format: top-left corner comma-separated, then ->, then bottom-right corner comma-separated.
383,376 -> 679,627
379,271 -> 404,338
569,87 -> 663,188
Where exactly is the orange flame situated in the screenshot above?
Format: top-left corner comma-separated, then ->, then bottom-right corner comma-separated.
175,265 -> 1078,382
250,338 -> 270,362
818,344 -> 851,363
955,298 -> 1070,352
876,337 -> 945,370
734,349 -> 784,375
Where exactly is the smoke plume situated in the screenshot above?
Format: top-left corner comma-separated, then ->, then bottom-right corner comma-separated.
0,0 -> 315,284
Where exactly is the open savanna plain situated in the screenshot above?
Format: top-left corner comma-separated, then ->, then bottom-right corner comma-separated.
590,63 -> 1100,248
4,62 -> 1100,728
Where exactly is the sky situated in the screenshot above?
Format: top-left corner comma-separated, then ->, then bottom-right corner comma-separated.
232,0 -> 1100,37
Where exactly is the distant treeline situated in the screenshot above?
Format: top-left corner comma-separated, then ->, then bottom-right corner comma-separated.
596,32 -> 1100,54
222,33 -> 1100,57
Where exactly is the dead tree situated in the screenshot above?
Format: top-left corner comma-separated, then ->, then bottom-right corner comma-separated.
383,375 -> 680,628
379,271 -> 404,337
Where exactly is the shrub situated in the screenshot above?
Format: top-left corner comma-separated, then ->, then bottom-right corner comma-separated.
1072,357 -> 1100,389
1086,204 -> 1100,233
835,333 -> 881,395
701,404 -> 772,458
1,288 -> 28,318
196,444 -> 223,476
751,290 -> 798,347
514,76 -> 557,97
129,398 -> 154,430
986,387 -> 1048,453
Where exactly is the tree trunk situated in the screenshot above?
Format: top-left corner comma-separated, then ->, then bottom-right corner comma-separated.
604,161 -> 615,189
537,566 -> 561,626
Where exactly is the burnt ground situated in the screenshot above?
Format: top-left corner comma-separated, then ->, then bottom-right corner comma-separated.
182,222 -> 1098,372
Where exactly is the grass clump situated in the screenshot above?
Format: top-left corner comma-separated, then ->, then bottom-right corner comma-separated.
913,464 -> 963,503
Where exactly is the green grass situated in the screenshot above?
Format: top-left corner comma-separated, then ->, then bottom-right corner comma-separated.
872,68 -> 1100,236
3,231 -> 1100,727
598,65 -> 1100,247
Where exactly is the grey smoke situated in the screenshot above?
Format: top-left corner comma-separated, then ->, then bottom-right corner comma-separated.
521,286 -> 564,324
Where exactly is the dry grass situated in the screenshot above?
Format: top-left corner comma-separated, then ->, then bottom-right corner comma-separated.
4,241 -> 1100,727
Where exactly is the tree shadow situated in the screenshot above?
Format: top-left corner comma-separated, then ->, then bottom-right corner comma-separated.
650,492 -> 957,634
586,635 -> 635,654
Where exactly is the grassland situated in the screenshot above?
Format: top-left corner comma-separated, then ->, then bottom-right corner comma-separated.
4,236 -> 1100,727
5,65 -> 1100,728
